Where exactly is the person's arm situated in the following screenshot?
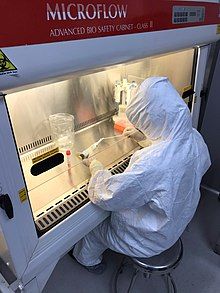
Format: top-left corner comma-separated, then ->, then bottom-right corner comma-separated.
88,169 -> 148,211
123,127 -> 152,148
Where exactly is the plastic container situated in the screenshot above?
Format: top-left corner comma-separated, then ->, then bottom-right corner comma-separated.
49,113 -> 75,150
113,115 -> 133,133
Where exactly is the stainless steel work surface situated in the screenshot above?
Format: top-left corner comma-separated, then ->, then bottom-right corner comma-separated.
20,119 -> 139,217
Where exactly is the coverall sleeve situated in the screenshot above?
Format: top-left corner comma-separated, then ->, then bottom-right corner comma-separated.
88,169 -> 150,211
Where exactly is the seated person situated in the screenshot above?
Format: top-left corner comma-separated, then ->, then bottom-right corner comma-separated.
70,77 -> 211,274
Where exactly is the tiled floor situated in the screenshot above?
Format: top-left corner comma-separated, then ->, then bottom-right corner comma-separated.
43,190 -> 220,293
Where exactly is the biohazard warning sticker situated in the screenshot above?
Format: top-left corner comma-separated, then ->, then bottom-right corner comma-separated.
0,49 -> 17,75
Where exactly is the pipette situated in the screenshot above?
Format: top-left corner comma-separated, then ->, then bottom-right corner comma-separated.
79,135 -> 124,159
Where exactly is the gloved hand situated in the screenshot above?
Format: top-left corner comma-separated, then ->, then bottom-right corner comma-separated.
82,157 -> 92,167
83,158 -> 104,176
123,127 -> 146,142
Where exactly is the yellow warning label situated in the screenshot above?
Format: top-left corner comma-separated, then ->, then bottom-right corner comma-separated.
32,147 -> 59,164
217,25 -> 220,34
183,85 -> 192,92
19,188 -> 28,203
0,49 -> 17,76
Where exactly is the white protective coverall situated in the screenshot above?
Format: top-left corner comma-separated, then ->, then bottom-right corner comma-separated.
73,77 -> 211,266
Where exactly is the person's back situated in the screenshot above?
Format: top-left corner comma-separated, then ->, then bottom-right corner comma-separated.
111,129 -> 210,256
72,77 -> 211,272
108,77 -> 211,256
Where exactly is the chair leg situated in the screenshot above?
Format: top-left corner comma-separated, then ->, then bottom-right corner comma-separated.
165,274 -> 177,293
113,257 -> 126,293
214,233 -> 220,255
127,269 -> 139,293
164,274 -> 172,293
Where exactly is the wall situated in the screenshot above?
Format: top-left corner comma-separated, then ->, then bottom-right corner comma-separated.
201,47 -> 220,192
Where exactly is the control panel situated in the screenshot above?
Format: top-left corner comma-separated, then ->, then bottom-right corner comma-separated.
173,6 -> 205,24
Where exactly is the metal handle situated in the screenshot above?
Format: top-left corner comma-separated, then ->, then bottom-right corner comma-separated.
0,194 -> 14,219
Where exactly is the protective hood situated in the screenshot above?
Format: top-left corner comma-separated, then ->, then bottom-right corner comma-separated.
126,77 -> 192,140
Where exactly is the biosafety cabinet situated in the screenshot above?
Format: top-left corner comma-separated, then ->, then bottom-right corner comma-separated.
0,0 -> 219,292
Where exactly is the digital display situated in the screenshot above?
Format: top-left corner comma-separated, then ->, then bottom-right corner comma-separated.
173,6 -> 205,24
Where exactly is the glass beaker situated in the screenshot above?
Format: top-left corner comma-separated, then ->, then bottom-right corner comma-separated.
49,113 -> 75,151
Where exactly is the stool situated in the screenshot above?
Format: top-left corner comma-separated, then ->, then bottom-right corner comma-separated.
114,238 -> 183,293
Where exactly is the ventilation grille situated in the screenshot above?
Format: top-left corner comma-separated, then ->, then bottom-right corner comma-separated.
19,136 -> 52,155
35,154 -> 132,235
75,109 -> 117,131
